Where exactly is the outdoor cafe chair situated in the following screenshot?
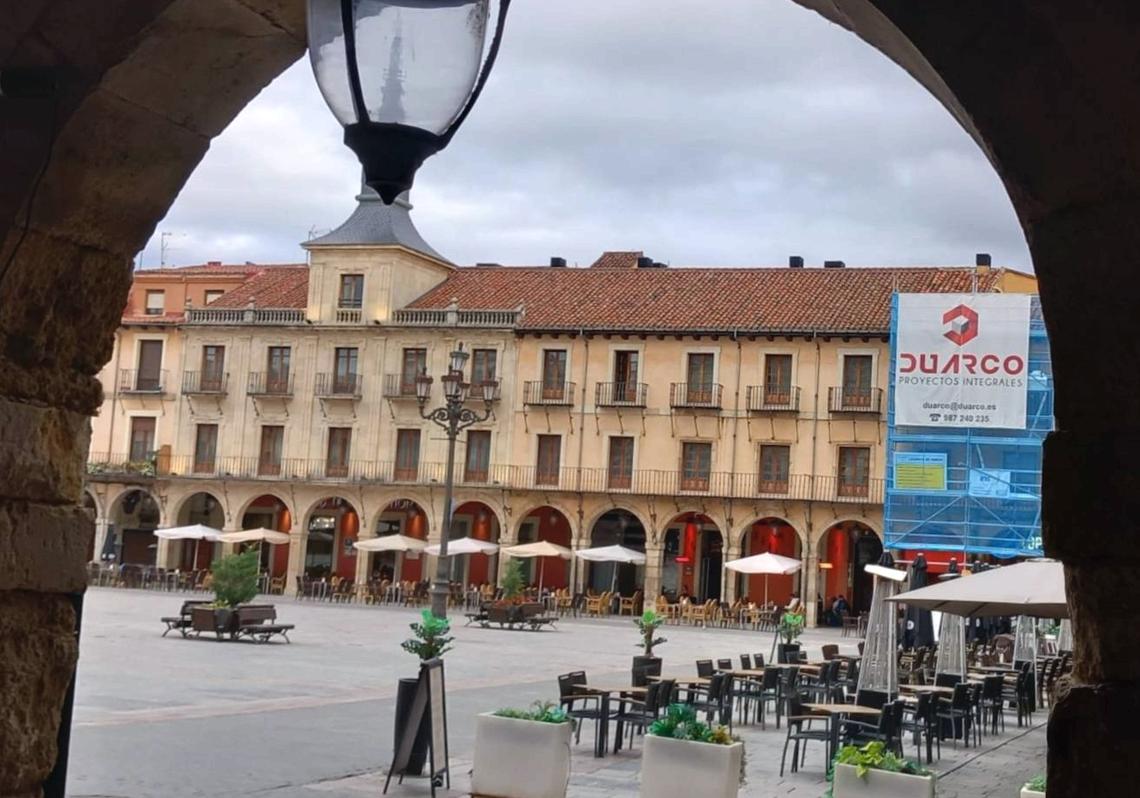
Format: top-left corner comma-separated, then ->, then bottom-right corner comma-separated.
739,654 -> 752,670
757,667 -> 782,728
936,683 -> 974,748
982,675 -> 1005,734
689,673 -> 730,729
901,691 -> 940,764
696,659 -> 715,678
752,653 -> 765,668
845,700 -> 904,756
821,644 -> 840,661
612,681 -> 664,751
557,671 -> 605,746
780,691 -> 830,776
716,658 -> 734,672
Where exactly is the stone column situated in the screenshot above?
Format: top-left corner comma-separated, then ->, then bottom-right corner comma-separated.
643,545 -> 664,603
722,541 -> 742,604
155,538 -> 175,569
285,529 -> 308,597
91,517 -> 110,564
354,529 -> 375,586
803,552 -> 820,628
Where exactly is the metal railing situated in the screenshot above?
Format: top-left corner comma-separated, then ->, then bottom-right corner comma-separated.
595,382 -> 648,408
247,372 -> 294,397
523,381 -> 576,406
670,383 -> 723,409
181,370 -> 228,395
314,373 -> 362,398
828,387 -> 884,414
86,451 -> 889,504
383,374 -> 419,399
117,369 -> 166,394
746,385 -> 800,412
390,307 -> 522,328
186,307 -> 305,325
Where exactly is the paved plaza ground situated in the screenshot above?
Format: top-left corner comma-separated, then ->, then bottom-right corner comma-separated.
70,589 -> 1045,797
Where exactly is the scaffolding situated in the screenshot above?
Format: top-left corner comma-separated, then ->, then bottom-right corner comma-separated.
885,295 -> 1053,558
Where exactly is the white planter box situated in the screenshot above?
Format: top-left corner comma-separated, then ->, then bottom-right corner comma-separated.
639,735 -> 743,798
833,763 -> 936,798
471,713 -> 572,798
1021,788 -> 1045,798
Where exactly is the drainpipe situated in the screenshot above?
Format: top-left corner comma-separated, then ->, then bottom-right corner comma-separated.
726,329 -> 742,602
106,329 -> 123,455
572,328 -> 589,592
807,330 -> 823,625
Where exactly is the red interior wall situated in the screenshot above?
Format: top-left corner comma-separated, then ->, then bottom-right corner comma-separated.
463,504 -> 497,586
826,527 -> 850,599
335,510 -> 358,580
402,509 -> 426,581
744,521 -> 797,606
532,507 -> 572,590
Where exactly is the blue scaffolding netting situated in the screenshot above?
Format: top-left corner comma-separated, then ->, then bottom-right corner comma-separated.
884,294 -> 1053,559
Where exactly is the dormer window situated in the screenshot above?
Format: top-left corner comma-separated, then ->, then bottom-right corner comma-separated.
144,290 -> 165,316
338,274 -> 363,309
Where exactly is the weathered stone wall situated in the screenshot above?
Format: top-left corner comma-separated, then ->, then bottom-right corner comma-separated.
0,2 -> 305,794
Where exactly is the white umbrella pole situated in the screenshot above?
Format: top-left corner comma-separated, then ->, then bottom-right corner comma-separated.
539,558 -> 545,592
764,574 -> 769,607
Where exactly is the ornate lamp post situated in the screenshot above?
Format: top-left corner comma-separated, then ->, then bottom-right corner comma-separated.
306,0 -> 513,204
417,344 -> 496,618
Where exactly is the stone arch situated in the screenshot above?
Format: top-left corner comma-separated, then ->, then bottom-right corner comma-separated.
81,487 -> 103,520
660,510 -> 726,603
233,489 -> 296,528
814,515 -> 883,558
106,487 -> 164,566
733,516 -> 805,608
367,497 -> 432,583
583,503 -> 652,542
169,488 -> 227,528
512,505 -> 576,591
515,497 -> 578,540
301,492 -> 363,531
735,515 -> 807,554
106,485 -> 165,525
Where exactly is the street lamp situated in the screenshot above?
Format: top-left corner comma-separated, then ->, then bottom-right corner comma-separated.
418,344 -> 496,617
306,0 -> 514,204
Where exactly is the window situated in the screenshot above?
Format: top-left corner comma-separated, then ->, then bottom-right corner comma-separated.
838,446 -> 871,497
608,436 -> 635,489
193,424 -> 218,473
326,428 -> 352,478
204,289 -> 224,305
258,426 -> 284,476
759,444 -> 791,493
338,274 -> 364,309
686,353 -> 715,403
613,350 -> 639,402
128,417 -> 156,462
144,290 -> 165,316
267,346 -> 291,393
465,430 -> 491,482
401,348 -> 427,394
201,345 -> 225,391
334,347 -> 359,393
395,429 -> 421,480
472,349 -> 497,386
136,340 -> 163,391
680,441 -> 712,490
536,435 -> 561,486
542,350 -> 567,400
842,355 -> 874,406
764,354 -> 793,404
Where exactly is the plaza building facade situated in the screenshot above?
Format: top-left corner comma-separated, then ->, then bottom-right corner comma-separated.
85,190 -> 1035,625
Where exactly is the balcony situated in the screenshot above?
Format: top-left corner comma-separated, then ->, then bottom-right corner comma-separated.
390,307 -> 523,328
383,374 -> 419,399
828,387 -> 883,414
670,383 -> 723,410
247,372 -> 293,397
746,386 -> 800,413
334,308 -> 362,324
86,452 -> 157,481
182,370 -> 228,395
524,381 -> 575,406
315,373 -> 362,399
595,382 -> 648,408
118,369 -> 166,394
185,307 -> 306,325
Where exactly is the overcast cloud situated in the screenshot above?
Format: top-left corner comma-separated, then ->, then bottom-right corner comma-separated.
137,0 -> 1031,271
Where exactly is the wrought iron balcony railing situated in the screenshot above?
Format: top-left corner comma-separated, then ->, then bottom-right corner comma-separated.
595,382 -> 648,408
118,369 -> 166,394
182,370 -> 228,395
828,387 -> 884,414
670,383 -> 723,409
523,381 -> 576,406
247,372 -> 294,397
315,373 -> 362,398
746,385 -> 800,413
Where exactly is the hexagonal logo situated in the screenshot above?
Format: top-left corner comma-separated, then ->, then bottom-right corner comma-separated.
942,304 -> 979,346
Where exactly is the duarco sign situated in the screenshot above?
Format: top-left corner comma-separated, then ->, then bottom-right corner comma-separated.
893,293 -> 1030,430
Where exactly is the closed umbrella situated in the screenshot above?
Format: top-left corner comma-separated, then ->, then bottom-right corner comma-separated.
575,544 -> 646,591
904,553 -> 936,649
501,541 -> 572,591
723,551 -> 801,606
888,559 -> 1067,618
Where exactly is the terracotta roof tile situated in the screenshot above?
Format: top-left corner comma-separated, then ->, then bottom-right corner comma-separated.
407,265 -> 1009,334
209,266 -> 309,309
590,251 -> 644,269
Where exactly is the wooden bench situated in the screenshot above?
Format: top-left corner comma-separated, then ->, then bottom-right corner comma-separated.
160,600 -> 210,638
478,602 -> 557,631
234,604 -> 294,643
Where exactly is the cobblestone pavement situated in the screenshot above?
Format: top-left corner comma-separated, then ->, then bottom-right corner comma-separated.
70,589 -> 1045,797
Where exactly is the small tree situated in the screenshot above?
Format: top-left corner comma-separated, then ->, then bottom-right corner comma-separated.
635,610 -> 668,657
212,550 -> 260,608
402,610 -> 454,660
778,611 -> 805,645
500,557 -> 526,601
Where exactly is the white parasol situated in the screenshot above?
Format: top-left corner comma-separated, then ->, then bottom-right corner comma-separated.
501,540 -> 573,590
724,551 -> 802,606
424,536 -> 500,556
354,534 -> 428,553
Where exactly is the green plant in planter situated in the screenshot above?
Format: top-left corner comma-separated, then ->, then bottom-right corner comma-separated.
500,557 -> 526,601
401,609 -> 454,661
635,609 -> 668,657
824,741 -> 930,797
493,701 -> 573,724
1025,773 -> 1046,792
649,703 -> 734,745
211,550 -> 260,608
777,611 -> 805,645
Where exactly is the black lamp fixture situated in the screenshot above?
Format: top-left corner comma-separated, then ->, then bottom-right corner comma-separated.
307,0 -> 513,204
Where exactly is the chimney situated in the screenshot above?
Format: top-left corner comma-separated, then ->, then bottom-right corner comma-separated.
823,260 -> 846,269
636,256 -> 654,269
550,256 -> 567,268
475,262 -> 502,268
975,253 -> 992,267
207,260 -> 221,267
789,255 -> 804,269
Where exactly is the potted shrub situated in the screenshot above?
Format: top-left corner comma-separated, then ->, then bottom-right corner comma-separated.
396,610 -> 454,776
1021,773 -> 1046,797
777,611 -> 805,663
640,703 -> 743,798
633,609 -> 667,682
829,741 -> 935,798
191,550 -> 259,638
472,702 -> 573,798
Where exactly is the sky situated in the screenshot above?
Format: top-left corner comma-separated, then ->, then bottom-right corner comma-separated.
136,0 -> 1032,271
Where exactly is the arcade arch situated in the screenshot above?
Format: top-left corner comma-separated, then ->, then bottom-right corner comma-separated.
819,520 -> 883,615
662,512 -> 723,602
516,505 -> 574,591
736,517 -> 803,608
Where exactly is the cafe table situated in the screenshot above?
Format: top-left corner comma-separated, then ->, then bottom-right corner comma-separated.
582,685 -> 648,758
900,684 -> 955,695
803,703 -> 882,762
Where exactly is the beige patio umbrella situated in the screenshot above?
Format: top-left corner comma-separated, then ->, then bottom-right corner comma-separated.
424,536 -> 500,556
724,551 -> 802,606
888,559 -> 1067,618
575,544 -> 646,591
154,524 -> 222,571
218,528 -> 291,545
501,540 -> 573,590
353,534 -> 428,553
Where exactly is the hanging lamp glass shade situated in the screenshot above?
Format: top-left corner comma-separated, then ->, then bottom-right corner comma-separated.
307,0 -> 511,203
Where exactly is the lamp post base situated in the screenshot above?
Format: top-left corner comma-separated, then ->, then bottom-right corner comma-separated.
429,580 -> 450,620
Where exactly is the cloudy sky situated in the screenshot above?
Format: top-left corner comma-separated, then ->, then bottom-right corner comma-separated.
137,0 -> 1032,271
